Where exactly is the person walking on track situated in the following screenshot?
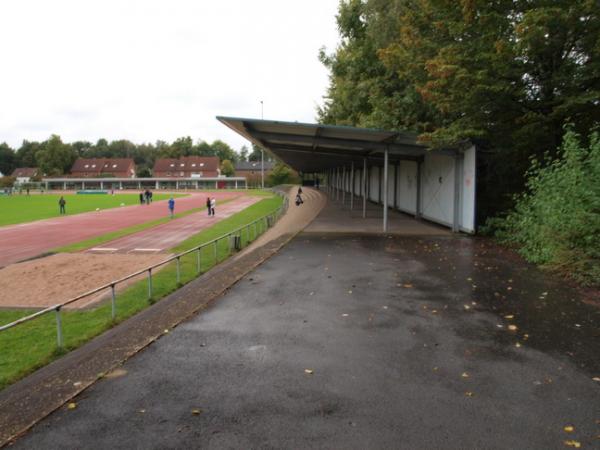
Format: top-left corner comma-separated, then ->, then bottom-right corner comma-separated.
168,197 -> 175,219
210,197 -> 216,216
206,196 -> 212,216
58,196 -> 66,215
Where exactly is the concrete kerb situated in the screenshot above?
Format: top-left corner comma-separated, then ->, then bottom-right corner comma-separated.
0,186 -> 325,448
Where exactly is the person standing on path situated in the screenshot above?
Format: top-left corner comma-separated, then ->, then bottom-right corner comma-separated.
210,197 -> 216,216
206,196 -> 212,216
139,192 -> 144,205
168,197 -> 175,219
58,196 -> 66,215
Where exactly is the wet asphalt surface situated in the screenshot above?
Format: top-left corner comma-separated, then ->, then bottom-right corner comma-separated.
11,234 -> 600,449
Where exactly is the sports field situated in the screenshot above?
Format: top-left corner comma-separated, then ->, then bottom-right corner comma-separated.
0,193 -> 184,226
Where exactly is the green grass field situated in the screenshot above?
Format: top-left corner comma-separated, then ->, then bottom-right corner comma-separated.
0,193 -> 185,226
0,194 -> 284,390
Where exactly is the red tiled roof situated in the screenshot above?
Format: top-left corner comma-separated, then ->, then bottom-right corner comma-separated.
11,167 -> 39,177
71,158 -> 134,174
153,156 -> 220,173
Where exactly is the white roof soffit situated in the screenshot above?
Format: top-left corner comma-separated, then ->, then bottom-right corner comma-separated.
217,116 -> 459,172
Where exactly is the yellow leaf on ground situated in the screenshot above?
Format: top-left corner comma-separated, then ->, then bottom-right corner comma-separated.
465,391 -> 474,397
504,315 -> 514,319
508,325 -> 518,331
563,425 -> 574,433
304,369 -> 314,375
461,372 -> 470,378
67,402 -> 77,410
191,409 -> 202,415
564,440 -> 581,448
403,284 -> 414,288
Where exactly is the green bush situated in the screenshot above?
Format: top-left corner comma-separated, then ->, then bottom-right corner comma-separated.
489,129 -> 600,286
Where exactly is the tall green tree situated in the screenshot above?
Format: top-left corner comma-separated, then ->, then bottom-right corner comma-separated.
35,135 -> 77,176
211,140 -> 237,162
319,0 -> 600,216
0,143 -> 16,175
220,159 -> 235,176
16,140 -> 41,168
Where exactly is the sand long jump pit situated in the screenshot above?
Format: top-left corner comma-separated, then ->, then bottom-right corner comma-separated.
0,253 -> 168,310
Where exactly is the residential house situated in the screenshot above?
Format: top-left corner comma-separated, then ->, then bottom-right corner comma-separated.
11,167 -> 40,183
234,160 -> 275,186
70,158 -> 136,178
153,156 -> 220,178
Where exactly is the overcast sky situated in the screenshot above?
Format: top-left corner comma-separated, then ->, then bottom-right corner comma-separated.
0,0 -> 340,151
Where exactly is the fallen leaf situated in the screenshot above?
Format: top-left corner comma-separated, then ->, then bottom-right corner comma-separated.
348,290 -> 353,294
342,313 -> 349,317
508,325 -> 518,331
138,409 -> 146,414
461,372 -> 470,378
164,329 -> 169,334
515,342 -> 522,348
73,381 -> 82,387
564,425 -> 575,433
504,315 -> 514,319
592,377 -> 600,382
431,310 -> 438,314
67,402 -> 77,410
463,305 -> 471,310
304,369 -> 314,375
564,440 -> 581,448
191,409 -> 202,416
402,284 -> 414,288
465,391 -> 474,397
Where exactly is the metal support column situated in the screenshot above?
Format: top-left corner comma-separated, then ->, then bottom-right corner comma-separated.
336,167 -> 340,201
350,161 -> 354,211
393,163 -> 398,209
362,158 -> 367,219
383,149 -> 389,232
416,159 -> 423,219
342,166 -> 346,205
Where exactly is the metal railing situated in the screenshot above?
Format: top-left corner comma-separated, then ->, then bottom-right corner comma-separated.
0,193 -> 289,348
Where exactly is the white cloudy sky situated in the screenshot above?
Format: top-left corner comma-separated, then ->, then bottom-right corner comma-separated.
0,0 -> 340,151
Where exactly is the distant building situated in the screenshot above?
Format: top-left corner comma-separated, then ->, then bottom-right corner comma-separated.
11,167 -> 40,183
234,160 -> 275,186
153,156 -> 220,178
70,158 -> 136,178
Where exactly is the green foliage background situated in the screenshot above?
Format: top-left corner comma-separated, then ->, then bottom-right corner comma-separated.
487,130 -> 600,285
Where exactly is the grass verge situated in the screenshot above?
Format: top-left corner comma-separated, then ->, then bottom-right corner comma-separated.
0,194 -> 283,390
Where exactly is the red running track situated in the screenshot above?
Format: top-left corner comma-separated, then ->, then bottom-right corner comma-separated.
87,196 -> 261,254
0,192 -> 241,267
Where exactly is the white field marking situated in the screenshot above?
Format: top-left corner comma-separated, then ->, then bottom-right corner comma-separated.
131,248 -> 162,252
89,247 -> 118,252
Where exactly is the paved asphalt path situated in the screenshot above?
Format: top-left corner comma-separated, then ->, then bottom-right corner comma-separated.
87,196 -> 260,254
0,192 -> 239,267
12,235 -> 600,449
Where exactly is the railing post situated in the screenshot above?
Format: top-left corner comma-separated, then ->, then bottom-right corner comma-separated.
147,268 -> 153,300
176,256 -> 181,284
55,307 -> 63,349
196,248 -> 201,274
111,284 -> 116,321
213,240 -> 218,264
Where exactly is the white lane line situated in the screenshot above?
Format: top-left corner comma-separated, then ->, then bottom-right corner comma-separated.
90,247 -> 118,252
131,248 -> 162,252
